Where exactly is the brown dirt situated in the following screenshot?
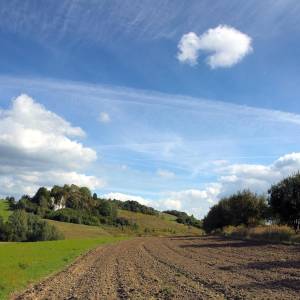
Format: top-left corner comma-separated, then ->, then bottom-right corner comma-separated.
13,236 -> 300,300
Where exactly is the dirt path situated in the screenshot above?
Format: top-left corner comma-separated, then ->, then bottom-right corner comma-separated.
13,236 -> 300,300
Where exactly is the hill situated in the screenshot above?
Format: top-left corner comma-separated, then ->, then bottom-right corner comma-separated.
46,210 -> 202,239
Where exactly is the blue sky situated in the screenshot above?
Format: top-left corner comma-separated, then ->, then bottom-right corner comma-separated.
0,1 -> 300,217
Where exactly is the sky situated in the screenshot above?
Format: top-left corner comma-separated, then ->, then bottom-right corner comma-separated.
0,0 -> 300,217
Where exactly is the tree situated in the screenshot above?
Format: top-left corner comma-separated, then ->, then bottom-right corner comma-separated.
203,190 -> 268,233
268,173 -> 300,230
3,210 -> 64,242
6,210 -> 28,241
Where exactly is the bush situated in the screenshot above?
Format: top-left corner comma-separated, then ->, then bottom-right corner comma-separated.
47,208 -> 100,226
222,225 -> 295,243
0,210 -> 64,242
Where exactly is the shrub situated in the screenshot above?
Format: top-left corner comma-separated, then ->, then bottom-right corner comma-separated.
0,210 -> 64,242
222,225 -> 295,243
47,208 -> 100,226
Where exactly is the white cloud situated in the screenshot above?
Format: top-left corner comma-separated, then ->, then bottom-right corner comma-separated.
0,94 -> 103,197
102,192 -> 150,206
177,25 -> 252,68
157,169 -> 175,179
98,112 -> 111,123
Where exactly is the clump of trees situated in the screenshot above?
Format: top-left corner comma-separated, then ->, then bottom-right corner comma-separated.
203,190 -> 267,233
9,185 -> 155,229
111,200 -> 158,215
0,210 -> 64,242
203,173 -> 300,233
13,185 -> 120,226
163,210 -> 202,228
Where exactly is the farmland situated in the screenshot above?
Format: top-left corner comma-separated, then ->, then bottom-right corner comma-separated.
14,236 -> 300,299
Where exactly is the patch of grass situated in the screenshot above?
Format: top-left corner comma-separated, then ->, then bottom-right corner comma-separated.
0,199 -> 12,221
117,210 -> 203,236
46,219 -> 112,239
0,236 -> 128,299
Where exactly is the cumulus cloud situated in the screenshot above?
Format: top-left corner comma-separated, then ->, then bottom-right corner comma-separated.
177,25 -> 252,68
102,192 -> 150,206
98,112 -> 111,123
157,183 -> 222,216
0,94 -> 103,197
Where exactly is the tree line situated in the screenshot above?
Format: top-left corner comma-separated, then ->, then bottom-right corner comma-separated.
203,173 -> 300,232
163,210 -> 202,228
1,184 -> 164,242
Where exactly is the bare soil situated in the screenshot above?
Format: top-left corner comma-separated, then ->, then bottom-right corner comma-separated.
13,236 -> 300,300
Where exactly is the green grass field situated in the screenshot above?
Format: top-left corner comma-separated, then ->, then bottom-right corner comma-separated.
0,236 -> 128,299
0,200 -> 12,221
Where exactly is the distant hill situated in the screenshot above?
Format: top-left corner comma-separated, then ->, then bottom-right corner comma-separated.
47,210 -> 202,239
1,185 -> 203,239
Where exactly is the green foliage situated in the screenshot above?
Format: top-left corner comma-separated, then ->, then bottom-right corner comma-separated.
111,199 -> 158,215
268,173 -> 300,230
203,190 -> 268,233
47,208 -> 101,226
163,210 -> 202,228
13,185 -> 121,227
0,210 -> 64,242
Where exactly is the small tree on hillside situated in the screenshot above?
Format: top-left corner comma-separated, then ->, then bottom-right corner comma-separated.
268,173 -> 300,230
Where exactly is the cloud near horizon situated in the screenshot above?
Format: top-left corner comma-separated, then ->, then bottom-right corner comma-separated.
177,25 -> 252,68
105,152 -> 300,218
0,94 -> 104,197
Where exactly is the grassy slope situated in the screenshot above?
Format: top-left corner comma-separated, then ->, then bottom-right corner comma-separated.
47,210 -> 202,239
0,237 -> 128,299
0,200 -> 12,221
117,210 -> 202,236
47,219 -> 113,239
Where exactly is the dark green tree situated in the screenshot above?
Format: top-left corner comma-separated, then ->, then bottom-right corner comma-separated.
268,173 -> 300,230
203,190 -> 268,233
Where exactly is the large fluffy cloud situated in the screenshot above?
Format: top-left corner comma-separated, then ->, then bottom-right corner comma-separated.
0,94 -> 103,197
177,25 -> 252,68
